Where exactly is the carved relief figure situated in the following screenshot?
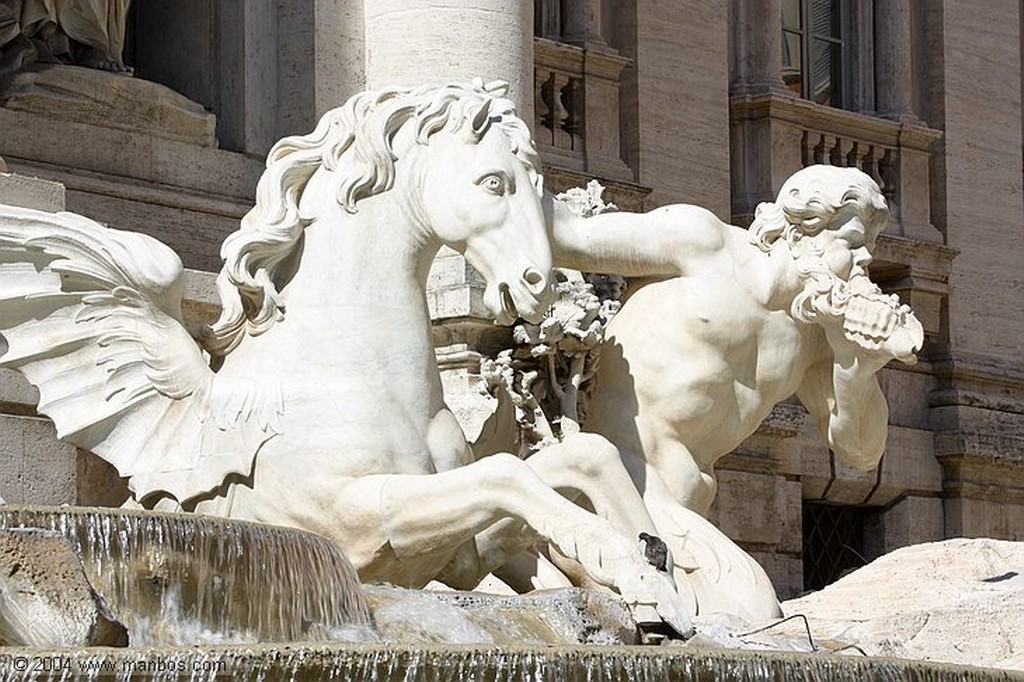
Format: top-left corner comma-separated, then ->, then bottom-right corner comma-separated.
0,81 -> 693,635
0,0 -> 131,83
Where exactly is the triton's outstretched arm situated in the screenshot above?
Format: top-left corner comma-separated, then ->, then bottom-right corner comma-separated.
544,191 -> 727,277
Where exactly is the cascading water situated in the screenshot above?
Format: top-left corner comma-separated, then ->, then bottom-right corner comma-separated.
0,506 -> 370,645
0,506 -> 1017,682
4,645 -> 1019,682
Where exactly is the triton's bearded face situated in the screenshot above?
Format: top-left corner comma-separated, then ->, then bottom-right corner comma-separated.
790,225 -> 924,364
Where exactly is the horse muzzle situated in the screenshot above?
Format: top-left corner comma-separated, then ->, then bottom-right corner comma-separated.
489,266 -> 554,325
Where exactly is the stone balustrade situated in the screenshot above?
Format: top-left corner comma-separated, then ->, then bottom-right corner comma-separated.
801,131 -> 897,205
533,37 -> 634,184
730,92 -> 956,345
731,93 -> 942,240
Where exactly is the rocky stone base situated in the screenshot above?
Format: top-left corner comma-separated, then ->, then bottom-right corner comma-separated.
778,538 -> 1024,672
364,585 -> 638,646
0,528 -> 127,647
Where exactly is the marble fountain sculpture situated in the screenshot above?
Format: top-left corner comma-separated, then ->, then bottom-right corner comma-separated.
484,168 -> 925,618
2,79 -> 1000,680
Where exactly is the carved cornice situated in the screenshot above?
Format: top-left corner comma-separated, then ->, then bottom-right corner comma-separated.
936,431 -> 1024,470
534,37 -> 633,81
730,92 -> 943,153
871,234 -> 958,305
7,157 -> 252,219
931,350 -> 1024,394
873,235 -> 958,278
929,352 -> 1024,442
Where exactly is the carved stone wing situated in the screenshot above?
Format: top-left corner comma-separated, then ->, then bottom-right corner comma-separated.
0,205 -> 280,503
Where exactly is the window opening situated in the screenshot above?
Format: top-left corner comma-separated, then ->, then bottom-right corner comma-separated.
782,0 -> 850,108
802,501 -> 878,590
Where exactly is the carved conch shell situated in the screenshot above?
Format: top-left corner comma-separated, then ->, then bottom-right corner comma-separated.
841,283 -> 924,364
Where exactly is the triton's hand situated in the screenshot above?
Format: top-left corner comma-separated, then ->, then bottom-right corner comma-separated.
840,289 -> 923,364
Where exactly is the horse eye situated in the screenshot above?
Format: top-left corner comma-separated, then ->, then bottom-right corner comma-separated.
478,173 -> 507,195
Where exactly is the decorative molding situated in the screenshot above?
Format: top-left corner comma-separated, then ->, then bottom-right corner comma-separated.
542,166 -> 651,213
6,158 -> 252,219
730,92 -> 942,153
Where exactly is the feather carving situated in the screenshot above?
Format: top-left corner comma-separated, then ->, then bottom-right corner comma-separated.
0,205 -> 281,503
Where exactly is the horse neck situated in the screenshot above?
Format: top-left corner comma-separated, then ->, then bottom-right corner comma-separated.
265,191 -> 445,395
284,192 -> 437,320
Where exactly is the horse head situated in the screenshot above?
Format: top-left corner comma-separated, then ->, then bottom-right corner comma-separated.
398,82 -> 555,325
201,80 -> 555,356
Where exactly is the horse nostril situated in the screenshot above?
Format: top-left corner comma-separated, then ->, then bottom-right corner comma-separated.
523,267 -> 546,293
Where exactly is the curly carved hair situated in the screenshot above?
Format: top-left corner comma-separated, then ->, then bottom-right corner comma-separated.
200,80 -> 541,356
748,165 -> 890,324
748,165 -> 889,253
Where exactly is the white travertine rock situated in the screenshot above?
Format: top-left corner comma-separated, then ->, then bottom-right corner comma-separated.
0,528 -> 127,647
365,585 -> 637,646
781,538 -> 1024,672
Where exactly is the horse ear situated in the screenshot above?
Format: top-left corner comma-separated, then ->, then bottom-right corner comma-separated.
471,99 -> 493,141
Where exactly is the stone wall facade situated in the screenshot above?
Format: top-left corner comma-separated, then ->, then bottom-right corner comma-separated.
1,1 -> 1022,599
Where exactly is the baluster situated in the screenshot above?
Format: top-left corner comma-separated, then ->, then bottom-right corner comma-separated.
812,133 -> 827,165
845,142 -> 860,169
561,77 -> 583,151
547,72 -> 572,149
536,70 -> 554,146
540,71 -> 573,148
860,145 -> 879,186
878,148 -> 897,204
827,137 -> 844,166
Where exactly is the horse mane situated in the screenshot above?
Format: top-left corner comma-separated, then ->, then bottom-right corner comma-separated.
200,80 -> 541,356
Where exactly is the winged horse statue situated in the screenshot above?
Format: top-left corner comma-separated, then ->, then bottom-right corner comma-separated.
0,80 -> 703,634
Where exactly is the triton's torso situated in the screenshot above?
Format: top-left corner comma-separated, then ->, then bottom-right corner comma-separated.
585,273 -> 822,508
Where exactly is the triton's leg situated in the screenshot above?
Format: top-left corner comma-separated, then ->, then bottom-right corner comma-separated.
642,489 -> 782,621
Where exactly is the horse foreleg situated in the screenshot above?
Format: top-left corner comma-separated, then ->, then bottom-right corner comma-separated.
522,433 -> 659,544
338,452 -> 693,635
440,433 -> 665,588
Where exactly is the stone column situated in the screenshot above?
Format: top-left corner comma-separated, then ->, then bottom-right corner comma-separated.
732,0 -> 787,94
874,0 -> 917,120
363,1 -> 534,443
217,1 -> 279,155
363,0 -> 534,123
561,0 -> 608,48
